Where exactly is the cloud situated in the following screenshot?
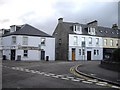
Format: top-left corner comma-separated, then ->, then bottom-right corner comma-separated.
0,0 -> 119,34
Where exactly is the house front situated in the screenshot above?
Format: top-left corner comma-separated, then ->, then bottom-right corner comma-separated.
53,18 -> 103,61
2,24 -> 55,61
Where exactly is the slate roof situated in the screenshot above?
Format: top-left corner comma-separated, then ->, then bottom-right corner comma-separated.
2,24 -> 52,37
62,22 -> 120,38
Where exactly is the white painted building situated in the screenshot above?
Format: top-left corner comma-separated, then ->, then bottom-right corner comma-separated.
0,30 -> 2,60
2,24 -> 55,61
69,34 -> 103,60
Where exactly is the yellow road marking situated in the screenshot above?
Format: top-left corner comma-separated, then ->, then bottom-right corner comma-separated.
69,64 -> 120,89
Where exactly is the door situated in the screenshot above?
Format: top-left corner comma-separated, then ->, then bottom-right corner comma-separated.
41,50 -> 45,60
72,48 -> 75,61
11,50 -> 16,60
87,51 -> 91,61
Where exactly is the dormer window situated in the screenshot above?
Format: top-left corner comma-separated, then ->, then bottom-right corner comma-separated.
73,25 -> 82,34
88,27 -> 96,35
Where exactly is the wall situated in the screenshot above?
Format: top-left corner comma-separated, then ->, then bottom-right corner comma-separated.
2,35 -> 55,61
69,34 -> 103,60
103,37 -> 119,48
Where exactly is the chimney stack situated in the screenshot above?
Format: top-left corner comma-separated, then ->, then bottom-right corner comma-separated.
112,24 -> 118,29
87,20 -> 98,27
58,18 -> 63,23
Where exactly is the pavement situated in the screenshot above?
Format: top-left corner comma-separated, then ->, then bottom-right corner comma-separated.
76,61 -> 120,86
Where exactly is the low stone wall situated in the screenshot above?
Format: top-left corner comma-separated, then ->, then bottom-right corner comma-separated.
100,60 -> 120,72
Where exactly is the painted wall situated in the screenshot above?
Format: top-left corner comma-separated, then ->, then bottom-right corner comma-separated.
69,34 -> 103,60
2,35 -> 55,61
103,37 -> 119,48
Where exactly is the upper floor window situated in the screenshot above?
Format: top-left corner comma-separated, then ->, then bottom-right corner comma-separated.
12,36 -> 16,44
116,40 -> 118,46
81,37 -> 85,47
104,39 -> 107,46
73,25 -> 82,34
110,39 -> 113,46
88,27 -> 95,35
74,36 -> 78,45
23,37 -> 28,45
89,37 -> 92,44
41,38 -> 46,45
96,38 -> 99,45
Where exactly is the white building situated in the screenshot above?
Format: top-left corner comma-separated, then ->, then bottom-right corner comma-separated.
0,30 -> 2,60
2,24 -> 55,61
69,34 -> 103,60
53,18 -> 103,61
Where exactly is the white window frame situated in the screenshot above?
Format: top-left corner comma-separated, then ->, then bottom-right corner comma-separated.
104,39 -> 107,46
74,36 -> 78,45
110,39 -> 113,46
89,37 -> 92,45
22,37 -> 28,45
12,36 -> 16,44
23,50 -> 28,57
41,38 -> 46,45
96,38 -> 99,45
79,49 -> 81,55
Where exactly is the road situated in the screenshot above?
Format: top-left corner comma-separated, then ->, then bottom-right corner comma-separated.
2,60 -> 118,89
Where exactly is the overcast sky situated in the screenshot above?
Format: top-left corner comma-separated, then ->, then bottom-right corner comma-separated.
0,0 -> 119,35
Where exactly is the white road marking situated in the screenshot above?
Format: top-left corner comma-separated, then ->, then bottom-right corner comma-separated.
111,85 -> 120,89
11,67 -> 16,70
66,76 -> 74,79
30,70 -> 36,73
76,78 -> 85,81
52,75 -> 59,78
61,77 -> 69,80
19,67 -> 24,71
16,67 -> 20,70
97,82 -> 108,85
44,74 -> 51,77
47,73 -> 55,76
71,78 -> 80,82
96,83 -> 107,86
24,69 -> 31,72
87,79 -> 98,83
82,81 -> 93,84
56,75 -> 64,77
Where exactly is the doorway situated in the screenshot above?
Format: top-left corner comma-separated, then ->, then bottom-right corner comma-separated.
72,48 -> 75,61
87,51 -> 91,61
11,50 -> 16,60
41,50 -> 45,60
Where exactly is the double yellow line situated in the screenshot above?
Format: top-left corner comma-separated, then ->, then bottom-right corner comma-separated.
69,64 -> 120,89
69,64 -> 90,80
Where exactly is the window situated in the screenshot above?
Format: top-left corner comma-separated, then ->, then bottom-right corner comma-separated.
74,25 -> 77,31
23,37 -> 28,45
12,36 -> 16,44
82,49 -> 85,55
96,38 -> 99,45
89,37 -> 92,44
81,37 -> 85,47
79,49 -> 81,55
23,50 -> 28,57
110,39 -> 113,46
97,50 -> 99,55
41,38 -> 45,45
116,40 -> 118,46
82,37 -> 85,42
59,39 -> 62,45
74,36 -> 78,45
104,39 -> 107,46
94,50 -> 96,55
